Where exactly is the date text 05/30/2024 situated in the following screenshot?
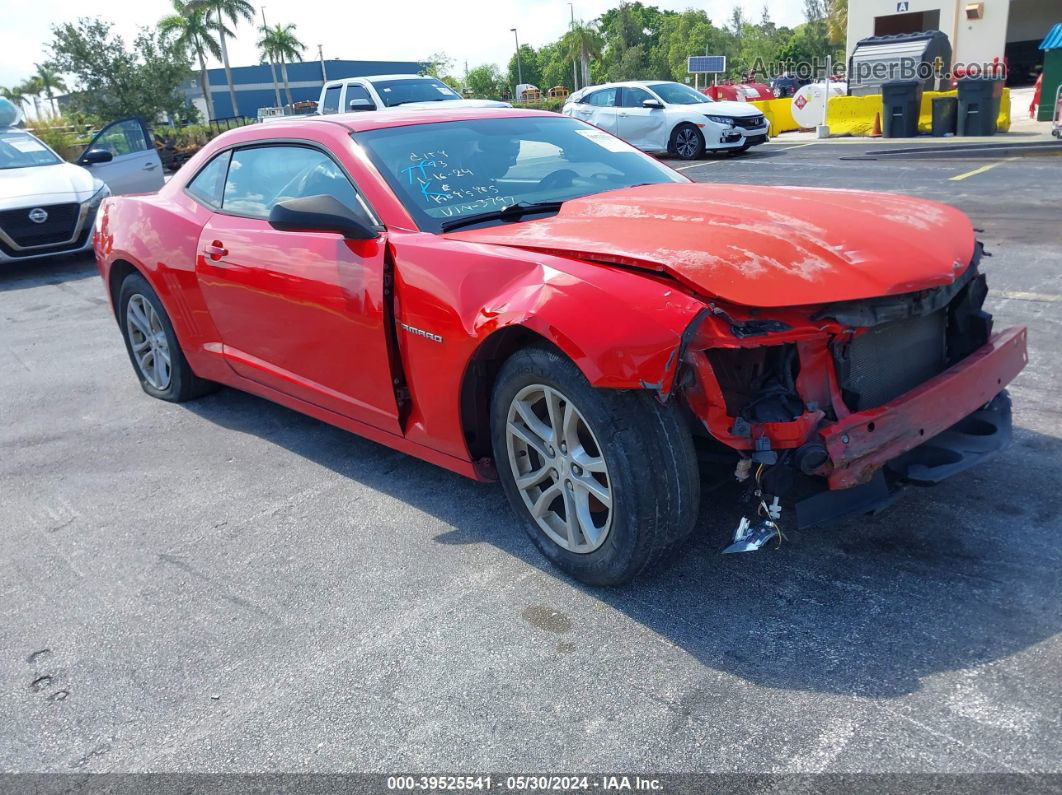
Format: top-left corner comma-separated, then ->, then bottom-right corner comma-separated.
386,775 -> 664,791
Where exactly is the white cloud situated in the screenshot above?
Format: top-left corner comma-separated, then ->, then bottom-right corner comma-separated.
0,0 -> 806,89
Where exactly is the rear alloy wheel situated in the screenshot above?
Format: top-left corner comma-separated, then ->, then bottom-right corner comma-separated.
491,346 -> 700,586
118,273 -> 216,402
670,123 -> 705,161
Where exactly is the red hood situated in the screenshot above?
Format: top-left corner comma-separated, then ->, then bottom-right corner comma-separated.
445,184 -> 975,308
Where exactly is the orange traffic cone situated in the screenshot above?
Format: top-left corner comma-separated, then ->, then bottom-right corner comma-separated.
869,112 -> 882,138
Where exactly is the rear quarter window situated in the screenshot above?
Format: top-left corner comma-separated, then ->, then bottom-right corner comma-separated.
186,151 -> 231,207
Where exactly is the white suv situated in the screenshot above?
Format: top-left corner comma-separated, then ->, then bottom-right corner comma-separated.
318,74 -> 510,115
563,81 -> 769,160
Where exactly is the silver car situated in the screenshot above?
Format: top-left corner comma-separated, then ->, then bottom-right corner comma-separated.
0,118 -> 164,265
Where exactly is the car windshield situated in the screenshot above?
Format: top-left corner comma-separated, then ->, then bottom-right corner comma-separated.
356,115 -> 686,234
0,130 -> 63,169
647,82 -> 712,105
370,78 -> 463,107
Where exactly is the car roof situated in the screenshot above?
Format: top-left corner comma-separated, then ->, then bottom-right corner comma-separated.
327,74 -> 434,85
210,107 -> 559,142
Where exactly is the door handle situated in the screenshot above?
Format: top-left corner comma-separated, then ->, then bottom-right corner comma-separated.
143,163 -> 158,170
203,241 -> 228,261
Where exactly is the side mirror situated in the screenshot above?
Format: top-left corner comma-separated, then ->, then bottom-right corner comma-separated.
642,98 -> 664,109
81,149 -> 114,165
348,98 -> 375,111
268,194 -> 379,240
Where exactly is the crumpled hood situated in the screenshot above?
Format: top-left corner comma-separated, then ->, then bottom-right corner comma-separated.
0,162 -> 97,210
445,183 -> 975,308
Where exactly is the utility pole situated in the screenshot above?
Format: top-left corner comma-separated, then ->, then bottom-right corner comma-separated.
569,3 -> 578,90
510,27 -> 523,100
318,44 -> 328,82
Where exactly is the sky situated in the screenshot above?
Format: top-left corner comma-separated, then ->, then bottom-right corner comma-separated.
0,0 -> 807,90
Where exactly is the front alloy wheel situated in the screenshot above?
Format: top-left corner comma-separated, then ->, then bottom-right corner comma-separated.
672,124 -> 704,160
491,346 -> 701,585
505,384 -> 613,553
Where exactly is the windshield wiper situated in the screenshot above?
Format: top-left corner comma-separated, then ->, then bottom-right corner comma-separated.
439,201 -> 565,233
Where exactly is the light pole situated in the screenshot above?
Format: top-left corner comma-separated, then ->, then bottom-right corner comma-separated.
510,27 -> 523,99
568,4 -> 578,91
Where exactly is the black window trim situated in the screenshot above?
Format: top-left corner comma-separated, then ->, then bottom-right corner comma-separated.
181,137 -> 381,227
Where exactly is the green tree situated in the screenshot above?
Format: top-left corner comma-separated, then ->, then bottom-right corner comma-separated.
465,64 -> 505,100
160,0 -> 224,120
651,10 -> 733,83
257,22 -> 304,105
536,41 -> 573,92
827,0 -> 848,46
507,44 -> 541,92
560,21 -> 604,89
422,51 -> 455,78
190,0 -> 254,118
49,17 -> 195,122
598,3 -> 673,81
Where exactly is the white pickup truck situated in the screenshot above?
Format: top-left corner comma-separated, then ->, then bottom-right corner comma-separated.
317,74 -> 510,114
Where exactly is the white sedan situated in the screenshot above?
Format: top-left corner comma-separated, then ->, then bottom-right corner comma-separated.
563,81 -> 769,160
1,117 -> 164,265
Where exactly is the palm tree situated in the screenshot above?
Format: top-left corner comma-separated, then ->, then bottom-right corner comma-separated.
19,76 -> 44,120
191,0 -> 255,118
255,25 -> 283,107
34,64 -> 66,117
160,0 -> 226,121
258,23 -> 305,106
561,22 -> 604,88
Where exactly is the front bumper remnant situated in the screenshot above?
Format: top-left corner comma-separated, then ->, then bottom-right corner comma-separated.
819,326 -> 1027,490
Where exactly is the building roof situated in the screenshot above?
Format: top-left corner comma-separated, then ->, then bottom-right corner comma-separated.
1040,23 -> 1062,51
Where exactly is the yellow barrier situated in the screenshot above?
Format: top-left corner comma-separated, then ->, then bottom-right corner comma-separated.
753,88 -> 1011,137
749,98 -> 798,134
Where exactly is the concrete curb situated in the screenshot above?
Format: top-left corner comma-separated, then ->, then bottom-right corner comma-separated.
840,141 -> 1062,160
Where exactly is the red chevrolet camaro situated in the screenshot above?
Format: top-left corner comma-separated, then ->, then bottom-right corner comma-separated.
94,108 -> 1027,585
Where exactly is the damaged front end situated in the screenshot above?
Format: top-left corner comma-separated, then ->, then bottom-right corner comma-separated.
673,245 -> 1028,534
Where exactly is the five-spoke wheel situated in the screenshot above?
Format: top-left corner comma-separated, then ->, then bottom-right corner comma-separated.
491,346 -> 700,585
505,384 -> 612,554
125,293 -> 172,391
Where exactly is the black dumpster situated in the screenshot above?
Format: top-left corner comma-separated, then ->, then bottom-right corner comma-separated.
881,80 -> 922,138
957,78 -> 1003,136
931,96 -> 958,136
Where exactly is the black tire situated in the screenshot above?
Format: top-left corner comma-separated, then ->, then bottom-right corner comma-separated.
117,272 -> 217,402
669,123 -> 705,161
490,346 -> 700,586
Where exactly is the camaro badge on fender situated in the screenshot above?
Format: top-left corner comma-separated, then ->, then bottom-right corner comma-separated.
400,323 -> 443,343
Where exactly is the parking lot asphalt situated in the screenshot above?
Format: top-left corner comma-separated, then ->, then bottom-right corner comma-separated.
1,141 -> 1060,774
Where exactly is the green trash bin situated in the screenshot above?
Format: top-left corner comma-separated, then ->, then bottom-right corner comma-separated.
881,80 -> 922,138
957,77 -> 1002,136
931,96 -> 958,136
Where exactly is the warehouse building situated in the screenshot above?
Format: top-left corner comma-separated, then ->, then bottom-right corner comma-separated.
186,58 -> 424,119
845,0 -> 1056,85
